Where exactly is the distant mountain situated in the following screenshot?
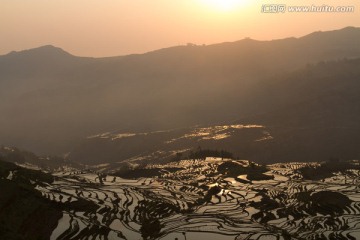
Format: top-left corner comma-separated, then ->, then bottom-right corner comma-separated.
1,27 -> 360,156
69,57 -> 360,165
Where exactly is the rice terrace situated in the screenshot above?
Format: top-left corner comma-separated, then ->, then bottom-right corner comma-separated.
1,153 -> 360,240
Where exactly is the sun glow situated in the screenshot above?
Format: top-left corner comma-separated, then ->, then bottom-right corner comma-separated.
199,0 -> 247,11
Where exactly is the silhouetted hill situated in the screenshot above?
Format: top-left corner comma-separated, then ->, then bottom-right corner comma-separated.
1,27 -> 360,156
6,45 -> 73,58
0,45 -> 86,78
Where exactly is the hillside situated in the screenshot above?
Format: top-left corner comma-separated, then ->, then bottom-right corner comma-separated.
1,27 -> 360,155
0,146 -> 80,171
69,58 -> 360,165
0,159 -> 60,240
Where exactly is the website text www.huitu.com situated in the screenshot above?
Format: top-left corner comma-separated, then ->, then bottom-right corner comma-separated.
261,4 -> 355,13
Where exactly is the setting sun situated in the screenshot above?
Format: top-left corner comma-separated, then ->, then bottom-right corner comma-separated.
199,0 -> 246,11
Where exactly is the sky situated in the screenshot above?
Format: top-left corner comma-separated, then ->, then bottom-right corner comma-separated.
1,0 -> 360,57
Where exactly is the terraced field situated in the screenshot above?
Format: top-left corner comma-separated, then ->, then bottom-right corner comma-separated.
7,159 -> 360,240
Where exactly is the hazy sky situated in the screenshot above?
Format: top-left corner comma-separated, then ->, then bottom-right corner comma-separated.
1,0 -> 359,57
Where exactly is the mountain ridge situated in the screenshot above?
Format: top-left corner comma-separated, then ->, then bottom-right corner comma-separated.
4,45 -> 73,57
2,26 -> 360,59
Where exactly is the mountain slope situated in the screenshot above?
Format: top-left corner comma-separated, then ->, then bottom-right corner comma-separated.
1,27 -> 360,155
69,58 -> 360,165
